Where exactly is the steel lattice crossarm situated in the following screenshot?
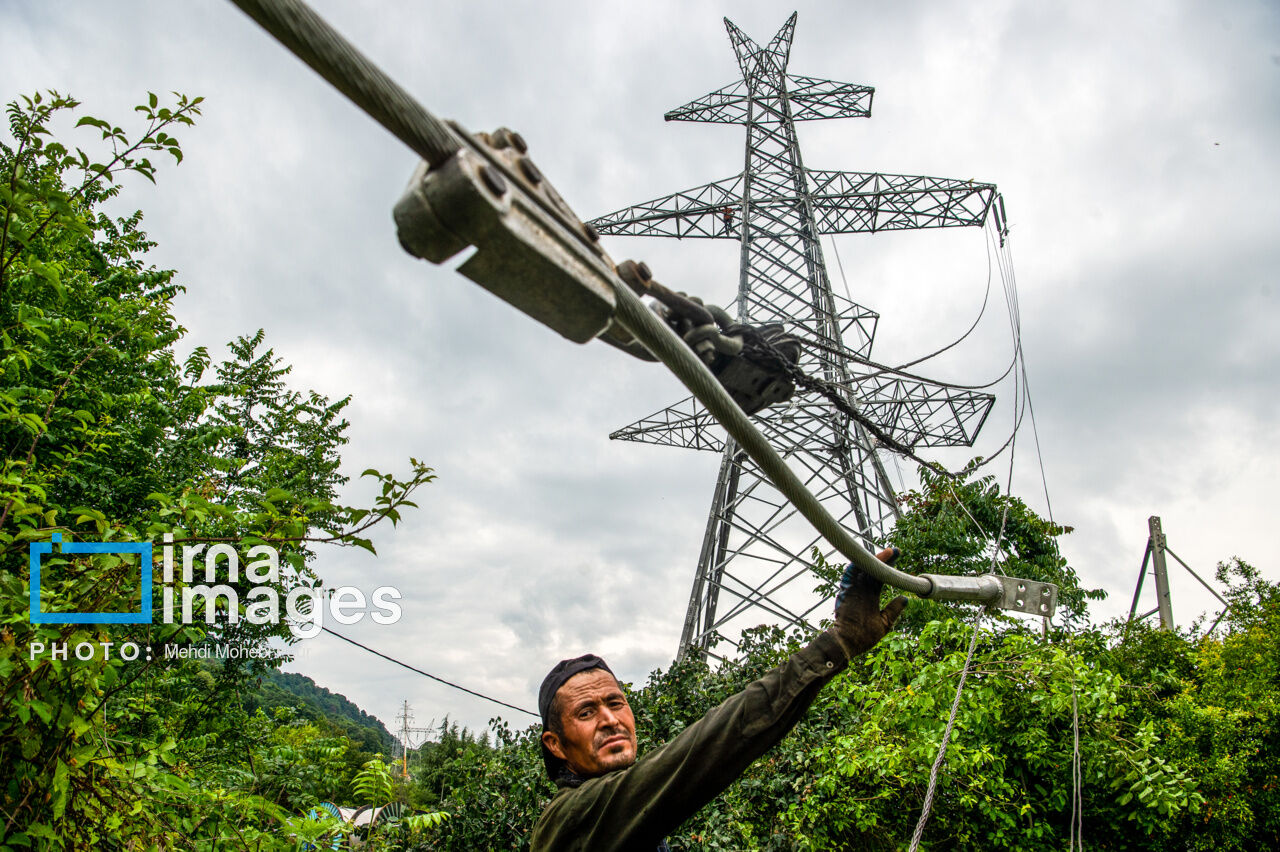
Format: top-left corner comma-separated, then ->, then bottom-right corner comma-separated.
609,396 -> 725,451
590,175 -> 743,240
611,378 -> 994,454
664,74 -> 874,124
853,375 -> 994,447
807,170 -> 996,233
590,171 -> 996,239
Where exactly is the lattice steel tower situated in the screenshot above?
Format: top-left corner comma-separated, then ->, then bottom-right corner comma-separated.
590,14 -> 999,660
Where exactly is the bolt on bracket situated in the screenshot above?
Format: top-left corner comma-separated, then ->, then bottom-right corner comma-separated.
995,575 -> 1058,617
393,123 -> 654,361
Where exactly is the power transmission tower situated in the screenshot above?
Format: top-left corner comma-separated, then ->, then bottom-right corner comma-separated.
590,13 -> 999,660
393,701 -> 434,779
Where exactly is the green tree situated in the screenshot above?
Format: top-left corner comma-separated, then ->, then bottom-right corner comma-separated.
353,755 -> 396,808
0,90 -> 431,849
882,465 -> 1104,631
407,717 -> 493,808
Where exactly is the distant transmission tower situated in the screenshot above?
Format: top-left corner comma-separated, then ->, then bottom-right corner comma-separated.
590,14 -> 999,660
394,701 -> 434,779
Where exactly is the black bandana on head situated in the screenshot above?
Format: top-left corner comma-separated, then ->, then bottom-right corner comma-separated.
538,653 -> 614,781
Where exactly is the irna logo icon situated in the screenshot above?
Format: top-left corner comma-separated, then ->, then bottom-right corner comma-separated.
29,534 -> 153,624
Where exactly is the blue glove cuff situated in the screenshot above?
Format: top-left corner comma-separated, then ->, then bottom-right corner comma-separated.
834,562 -> 858,614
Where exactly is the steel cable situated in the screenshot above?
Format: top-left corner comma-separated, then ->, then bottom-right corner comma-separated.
908,607 -> 983,852
230,0 -> 461,168
1070,683 -> 1084,850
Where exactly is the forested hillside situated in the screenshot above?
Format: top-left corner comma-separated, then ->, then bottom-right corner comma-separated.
247,670 -> 395,755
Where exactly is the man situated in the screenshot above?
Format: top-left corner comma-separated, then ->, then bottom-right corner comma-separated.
531,548 -> 907,851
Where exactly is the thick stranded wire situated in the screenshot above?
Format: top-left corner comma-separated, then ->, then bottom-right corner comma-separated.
230,0 -> 461,168
228,0 -> 991,604
1070,684 -> 1084,850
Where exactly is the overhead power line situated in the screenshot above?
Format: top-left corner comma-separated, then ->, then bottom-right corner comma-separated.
320,626 -> 539,718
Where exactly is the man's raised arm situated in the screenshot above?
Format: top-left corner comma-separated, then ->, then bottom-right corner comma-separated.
531,548 -> 907,852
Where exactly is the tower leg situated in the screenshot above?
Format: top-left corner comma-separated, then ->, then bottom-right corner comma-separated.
679,444 -> 742,660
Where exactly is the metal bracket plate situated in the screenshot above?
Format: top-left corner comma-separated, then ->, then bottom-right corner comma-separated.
393,129 -> 621,345
995,575 -> 1058,618
919,572 -> 1059,618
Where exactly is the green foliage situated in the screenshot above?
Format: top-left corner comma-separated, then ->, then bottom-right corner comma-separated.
403,488 -> 1276,852
407,717 -> 493,809
0,90 -> 432,849
243,708 -> 352,812
413,716 -> 551,850
354,755 -> 396,808
882,465 -> 1104,631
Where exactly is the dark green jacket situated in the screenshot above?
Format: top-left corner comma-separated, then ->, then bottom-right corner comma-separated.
530,629 -> 850,852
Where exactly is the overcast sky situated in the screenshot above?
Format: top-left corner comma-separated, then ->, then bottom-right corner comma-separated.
6,1 -> 1278,738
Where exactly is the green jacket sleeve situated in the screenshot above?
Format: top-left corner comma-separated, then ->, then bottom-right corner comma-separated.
530,628 -> 850,852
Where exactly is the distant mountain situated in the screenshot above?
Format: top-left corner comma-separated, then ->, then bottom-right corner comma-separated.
246,669 -> 395,754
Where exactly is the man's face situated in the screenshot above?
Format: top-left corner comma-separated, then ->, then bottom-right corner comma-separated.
541,668 -> 637,778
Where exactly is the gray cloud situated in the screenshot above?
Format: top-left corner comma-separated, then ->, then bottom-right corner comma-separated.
5,0 -> 1277,734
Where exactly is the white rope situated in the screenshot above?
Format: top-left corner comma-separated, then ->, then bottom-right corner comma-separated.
1069,683 -> 1084,850
908,238 -> 1020,846
907,608 -> 983,852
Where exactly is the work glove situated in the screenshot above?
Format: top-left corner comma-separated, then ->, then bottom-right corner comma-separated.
831,547 -> 909,658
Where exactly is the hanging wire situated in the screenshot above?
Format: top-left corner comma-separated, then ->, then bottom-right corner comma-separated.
876,221 -> 997,377
992,227 -> 1064,635
1001,233 -> 1057,530
890,452 -> 908,493
321,626 -> 539,717
908,605 -> 983,852
800,219 -> 1031,480
798,333 -> 1019,391
827,234 -> 855,303
946,220 -> 1031,478
809,226 -> 1000,389
908,291 -> 1022,849
763,223 -> 1030,482
1069,682 -> 1084,851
